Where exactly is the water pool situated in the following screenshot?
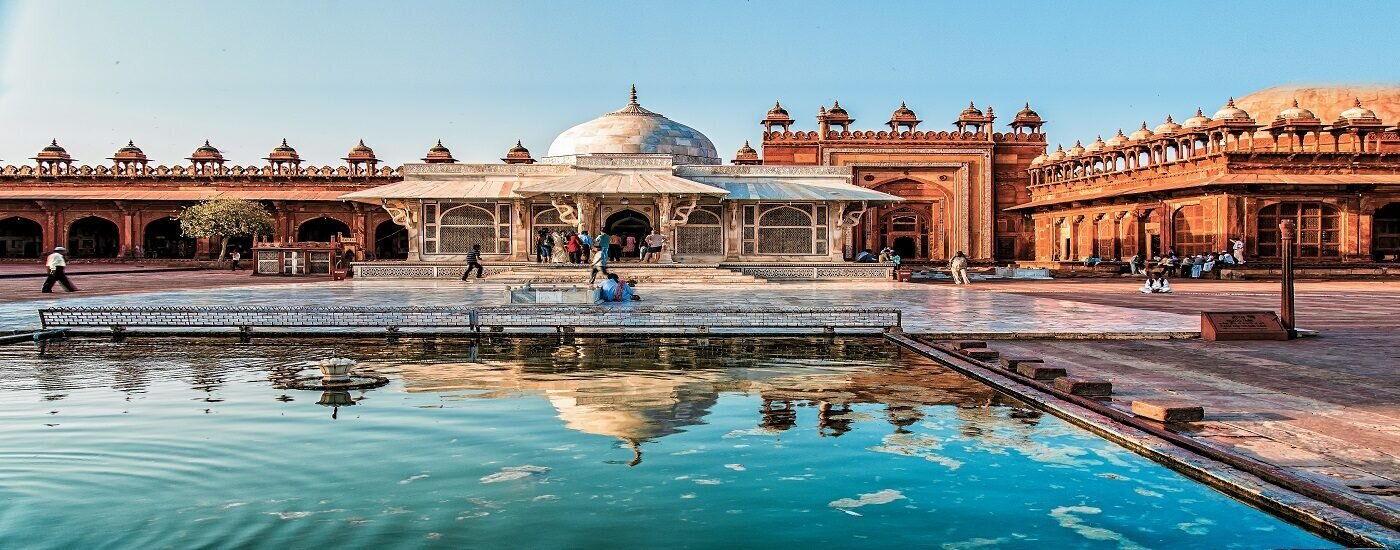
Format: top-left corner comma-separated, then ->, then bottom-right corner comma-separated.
0,337 -> 1334,549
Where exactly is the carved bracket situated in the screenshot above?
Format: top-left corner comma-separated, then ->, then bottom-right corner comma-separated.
382,199 -> 418,227
669,195 -> 700,226
839,201 -> 869,227
550,196 -> 579,227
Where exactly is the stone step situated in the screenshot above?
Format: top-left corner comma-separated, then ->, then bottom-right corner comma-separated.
466,267 -> 767,285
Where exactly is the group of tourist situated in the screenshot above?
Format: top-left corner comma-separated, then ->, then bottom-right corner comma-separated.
535,228 -> 669,264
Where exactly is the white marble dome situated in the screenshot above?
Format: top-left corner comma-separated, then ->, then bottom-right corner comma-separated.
545,88 -> 719,165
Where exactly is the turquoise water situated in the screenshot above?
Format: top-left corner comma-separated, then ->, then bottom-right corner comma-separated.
0,337 -> 1333,549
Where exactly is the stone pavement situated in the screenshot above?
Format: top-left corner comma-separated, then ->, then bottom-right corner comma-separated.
0,269 -> 296,304
0,277 -> 1200,335
955,278 -> 1400,523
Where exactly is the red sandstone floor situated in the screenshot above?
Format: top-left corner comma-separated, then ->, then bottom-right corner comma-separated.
0,270 -> 307,303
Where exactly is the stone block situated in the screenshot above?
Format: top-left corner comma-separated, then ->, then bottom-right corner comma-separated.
951,340 -> 987,350
1053,377 -> 1113,397
959,348 -> 1000,360
1131,400 -> 1205,423
1000,357 -> 1044,371
1016,364 -> 1067,380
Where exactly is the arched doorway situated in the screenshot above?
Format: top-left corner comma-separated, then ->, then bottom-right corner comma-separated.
67,216 -> 120,258
374,220 -> 409,259
297,217 -> 351,242
1372,203 -> 1400,261
0,216 -> 43,258
605,209 -> 651,252
878,210 -> 928,259
142,217 -> 196,259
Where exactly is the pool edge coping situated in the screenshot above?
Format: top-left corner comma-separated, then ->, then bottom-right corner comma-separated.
885,333 -> 1399,549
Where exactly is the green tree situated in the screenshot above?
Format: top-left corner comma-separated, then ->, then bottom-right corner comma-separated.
178,199 -> 276,261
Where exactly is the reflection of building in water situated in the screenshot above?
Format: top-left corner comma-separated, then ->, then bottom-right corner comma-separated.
390,338 -> 1031,461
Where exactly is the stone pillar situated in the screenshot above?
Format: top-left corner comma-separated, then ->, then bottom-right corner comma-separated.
36,201 -> 59,251
723,201 -> 742,262
827,202 -> 846,262
509,199 -> 530,261
654,194 -> 675,263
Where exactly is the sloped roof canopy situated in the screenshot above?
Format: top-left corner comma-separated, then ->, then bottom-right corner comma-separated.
341,178 -> 521,201
696,178 -> 903,202
514,172 -> 728,196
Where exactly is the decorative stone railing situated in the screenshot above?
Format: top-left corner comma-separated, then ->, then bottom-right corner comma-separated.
762,130 -> 1044,143
38,305 -> 902,334
0,164 -> 402,178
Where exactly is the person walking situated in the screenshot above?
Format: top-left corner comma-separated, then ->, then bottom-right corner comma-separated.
949,250 -> 970,285
596,230 -> 611,263
642,229 -> 667,263
536,229 -> 551,263
41,246 -> 78,293
461,244 -> 484,280
551,230 -> 569,263
588,244 -> 608,284
622,234 -> 637,262
229,249 -> 242,271
1129,253 -> 1143,275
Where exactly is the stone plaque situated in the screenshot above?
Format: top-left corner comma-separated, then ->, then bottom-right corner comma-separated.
1201,311 -> 1289,341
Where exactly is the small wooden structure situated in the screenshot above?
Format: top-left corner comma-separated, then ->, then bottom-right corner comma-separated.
253,234 -> 362,277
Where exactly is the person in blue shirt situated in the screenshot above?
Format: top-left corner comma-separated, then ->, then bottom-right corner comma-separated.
579,231 -> 593,250
600,273 -> 639,302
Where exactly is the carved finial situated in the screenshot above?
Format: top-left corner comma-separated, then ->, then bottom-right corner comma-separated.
774,100 -> 782,109
1024,102 -> 1030,109
819,105 -> 827,115
629,84 -> 638,105
968,101 -> 976,109
204,139 -> 212,146
126,140 -> 135,147
1116,128 -> 1126,137
1354,97 -> 1363,108
743,139 -> 751,147
516,139 -> 523,147
1074,139 -> 1082,146
1166,115 -> 1174,123
832,100 -> 842,109
986,105 -> 994,116
358,139 -> 366,146
281,138 -> 289,147
51,139 -> 59,146
1292,98 -> 1300,108
1226,96 -> 1236,107
436,139 -> 444,146
1195,107 -> 1204,116
1141,121 -> 1149,130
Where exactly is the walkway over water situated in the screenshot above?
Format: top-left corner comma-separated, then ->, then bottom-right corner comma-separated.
37,305 -> 902,336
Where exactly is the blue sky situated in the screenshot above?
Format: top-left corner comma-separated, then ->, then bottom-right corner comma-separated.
1,0 -> 1396,165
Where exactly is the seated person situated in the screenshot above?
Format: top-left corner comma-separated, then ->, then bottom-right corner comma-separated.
600,273 -> 640,302
854,249 -> 876,263
1082,255 -> 1102,267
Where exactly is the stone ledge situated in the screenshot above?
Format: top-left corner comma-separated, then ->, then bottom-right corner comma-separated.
1016,364 -> 1068,380
1054,377 -> 1113,397
1131,400 -> 1205,423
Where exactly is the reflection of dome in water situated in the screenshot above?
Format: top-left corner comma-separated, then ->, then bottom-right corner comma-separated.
545,85 -> 719,165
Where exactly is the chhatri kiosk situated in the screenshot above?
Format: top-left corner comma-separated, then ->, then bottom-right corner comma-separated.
344,88 -> 900,277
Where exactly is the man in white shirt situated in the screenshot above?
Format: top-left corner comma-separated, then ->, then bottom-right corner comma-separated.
42,246 -> 78,293
642,230 -> 667,263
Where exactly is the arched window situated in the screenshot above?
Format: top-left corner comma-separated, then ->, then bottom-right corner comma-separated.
1172,205 -> 1213,256
422,202 -> 510,255
750,204 -> 826,255
1256,202 -> 1341,259
675,206 -> 723,256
